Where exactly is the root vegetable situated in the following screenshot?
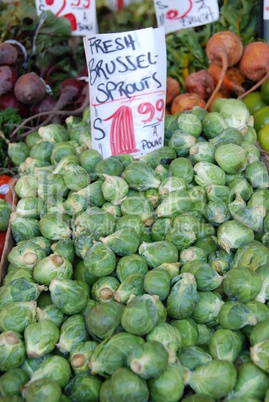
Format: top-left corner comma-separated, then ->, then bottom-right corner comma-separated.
14,72 -> 47,105
238,41 -> 269,100
184,70 -> 215,101
0,43 -> 18,65
0,93 -> 29,117
31,96 -> 58,123
171,93 -> 206,115
0,65 -> 17,96
205,31 -> 243,110
208,63 -> 245,96
166,77 -> 180,104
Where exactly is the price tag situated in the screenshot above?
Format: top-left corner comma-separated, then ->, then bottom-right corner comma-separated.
83,27 -> 167,159
154,0 -> 219,35
106,0 -> 142,12
35,0 -> 97,36
265,0 -> 269,20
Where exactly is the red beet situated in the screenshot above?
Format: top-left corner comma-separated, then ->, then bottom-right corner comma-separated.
0,43 -> 19,65
0,66 -> 18,96
185,70 -> 215,101
14,72 -> 47,105
31,95 -> 58,123
0,93 -> 29,117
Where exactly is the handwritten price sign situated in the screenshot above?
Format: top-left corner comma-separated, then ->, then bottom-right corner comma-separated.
265,0 -> 269,20
106,0 -> 142,11
35,0 -> 97,36
83,28 -> 167,159
154,0 -> 219,35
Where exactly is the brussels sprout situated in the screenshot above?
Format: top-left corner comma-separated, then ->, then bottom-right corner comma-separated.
84,242 -> 116,277
116,254 -> 148,282
186,359 -> 237,399
180,246 -> 207,264
102,202 -> 122,218
37,304 -> 65,328
90,332 -> 144,377
156,190 -> 192,218
196,324 -> 212,346
169,157 -> 194,184
66,115 -> 85,130
165,226 -> 196,251
233,203 -> 266,232
100,174 -> 129,205
0,199 -> 11,231
19,157 -> 50,176
25,131 -> 41,147
144,268 -> 170,301
28,355 -> 71,388
231,362 -> 269,400
3,268 -> 33,286
189,142 -> 215,165
0,278 -> 45,310
53,155 -> 80,175
38,124 -> 69,143
50,142 -> 76,165
176,112 -> 202,137
248,189 -> 269,213
110,367 -> 149,402
73,230 -> 99,259
223,267 -> 262,302
62,164 -> 90,192
100,229 -> 140,256
79,149 -> 102,180
49,279 -> 89,315
20,354 -> 51,378
256,264 -> 269,303
164,114 -> 179,140
37,292 -> 53,309
181,395 -> 214,402
24,319 -> 59,358
39,197 -> 66,218
75,208 -> 115,237
85,301 -> 124,341
95,156 -> 124,179
38,173 -> 68,200
166,273 -> 198,319
229,177 -> 254,202
0,331 -> 26,371
15,197 -> 42,219
218,301 -> 257,330
156,262 -> 181,279
10,213 -> 40,243
245,161 -> 269,189
81,299 -> 98,318
191,291 -> 224,326
39,213 -> 71,241
91,276 -> 119,303
8,142 -> 30,166
143,188 -> 160,208
250,339 -> 269,373
0,368 -> 29,396
241,142 -> 260,164
217,220 -> 255,253
249,319 -> 269,346
178,345 -> 212,370
202,112 -> 228,139
155,164 -> 170,181
116,215 -> 144,240
56,314 -> 88,354
127,340 -> 169,380
138,240 -> 178,268
209,328 -> 243,363
146,322 -> 182,363
243,300 -> 269,337
22,378 -> 62,402
181,260 -> 223,291
0,301 -> 36,333
14,176 -> 38,198
206,184 -> 231,205
76,181 -> 106,209
121,294 -> 166,336
121,196 -> 154,224
208,249 -> 233,274
29,141 -> 54,163
50,238 -> 75,263
158,177 -> 186,196
215,98 -> 251,131
194,161 -> 226,187
99,379 -> 115,402
33,254 -> 73,285
204,198 -> 231,226
168,130 -> 196,156
70,341 -> 97,374
243,125 -> 257,144
170,318 -> 198,348
211,128 -> 244,149
148,363 -> 184,402
114,273 -> 145,304
8,240 -> 46,270
63,193 -> 87,216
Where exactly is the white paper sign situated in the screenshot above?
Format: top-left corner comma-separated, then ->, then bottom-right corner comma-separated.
154,0 -> 219,35
106,0 -> 142,11
264,0 -> 269,20
35,0 -> 97,36
83,28 -> 167,159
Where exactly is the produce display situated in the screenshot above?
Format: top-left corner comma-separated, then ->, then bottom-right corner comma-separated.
1,98 -> 269,401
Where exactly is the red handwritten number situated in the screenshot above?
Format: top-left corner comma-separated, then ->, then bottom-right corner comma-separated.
166,0 -> 193,20
71,0 -> 80,6
137,102 -> 155,123
82,0 -> 90,7
156,99 -> 165,121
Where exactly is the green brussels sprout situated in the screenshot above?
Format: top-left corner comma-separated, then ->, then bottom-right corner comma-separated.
112,153 -> 135,170
102,202 -> 122,218
138,240 -> 178,268
56,314 -> 88,354
146,322 -> 182,363
169,157 -> 194,184
148,363 -> 184,402
241,142 -> 260,164
20,354 -> 51,378
33,254 -> 73,285
243,300 -> 269,337
0,301 -> 36,333
121,294 -> 166,336
166,273 -> 198,319
63,193 -> 87,216
70,341 -> 97,375
0,278 -> 45,310
127,340 -> 169,380
206,184 -> 232,204
50,142 -> 76,165
122,161 -> 161,191
116,254 -> 148,282
250,339 -> 269,373
0,331 -> 26,371
39,197 -> 66,218
191,291 -> 224,326
50,238 -> 75,263
73,230 -> 99,259
3,268 -> 33,286
63,164 -> 90,192
209,328 -> 243,362
39,213 -> 71,241
144,268 -> 170,300
116,215 -> 144,240
16,197 -> 42,219
191,105 -> 208,121
189,142 -> 215,165
247,189 -> 269,213
196,324 -> 212,346
0,368 -> 29,396
30,141 -> 54,162
155,164 -> 170,182
177,345 -> 212,370
170,318 -> 198,348
36,292 -> 52,309
181,260 -> 223,291
177,112 -> 202,137
38,124 -> 69,143
14,176 -> 38,198
19,157 -> 50,176
228,193 -> 247,216
158,177 -> 186,196
75,208 -> 115,237
8,240 -> 46,270
186,359 -> 237,399
204,198 -> 230,226
101,174 -> 128,205
180,246 -> 207,264
249,320 -> 269,346
66,115 -> 85,130
243,125 -> 257,144
214,98 -> 251,132
210,127 -> 244,148
85,301 -> 124,341
49,279 -> 89,315
156,262 -> 181,279
37,304 -> 65,328
139,146 -> 177,169
76,181 -> 106,208
194,161 -> 226,187
95,156 -> 124,179
181,395 -> 214,402
24,320 -> 59,358
232,203 -> 266,232
229,177 -> 253,202
8,142 -> 30,166
28,355 -> 71,388
38,173 -> 68,200
25,131 -> 41,147
91,276 -> 119,303
100,229 -> 140,256
223,267 -> 262,302
245,161 -> 269,189
164,114 -> 179,140
208,249 -> 233,274
109,367 -> 149,402
155,190 -> 192,218
0,199 -> 11,231
53,155 -> 80,175
168,130 -> 196,156
217,220 -> 255,253
217,301 -> 257,330
90,332 -> 144,377
99,379 -> 115,402
121,196 -> 154,224
256,264 -> 269,303
230,362 -> 269,400
114,273 -> 145,304
187,186 -> 207,212
79,149 -> 102,179
10,213 -> 40,243
143,188 -> 160,208
84,242 -> 116,277
22,378 -> 62,402
202,112 -> 228,139
165,226 -> 196,251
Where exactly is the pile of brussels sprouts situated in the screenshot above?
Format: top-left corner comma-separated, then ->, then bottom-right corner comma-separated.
2,98 -> 269,402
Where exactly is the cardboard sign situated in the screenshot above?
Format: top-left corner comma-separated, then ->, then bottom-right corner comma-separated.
35,0 -> 97,36
83,27 -> 167,159
154,0 -> 219,35
106,0 -> 142,12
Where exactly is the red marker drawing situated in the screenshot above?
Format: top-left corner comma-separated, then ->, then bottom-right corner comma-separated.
166,0 -> 192,20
